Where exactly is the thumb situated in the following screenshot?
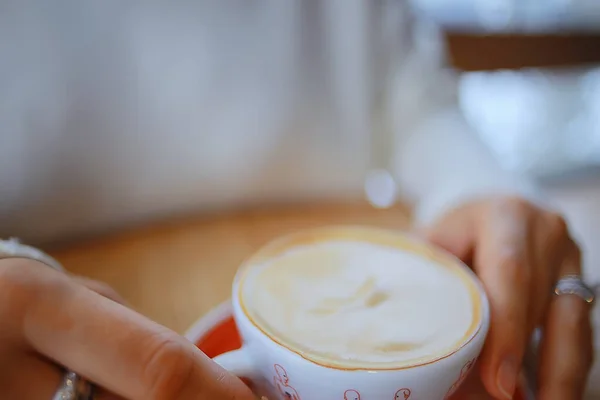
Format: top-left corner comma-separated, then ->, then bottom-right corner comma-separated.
418,207 -> 477,262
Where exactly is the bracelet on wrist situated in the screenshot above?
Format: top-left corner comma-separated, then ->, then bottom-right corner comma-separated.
0,238 -> 63,271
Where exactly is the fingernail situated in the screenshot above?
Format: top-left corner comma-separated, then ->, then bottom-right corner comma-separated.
497,356 -> 518,399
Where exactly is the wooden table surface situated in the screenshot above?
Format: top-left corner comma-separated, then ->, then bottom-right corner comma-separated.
49,202 -> 411,334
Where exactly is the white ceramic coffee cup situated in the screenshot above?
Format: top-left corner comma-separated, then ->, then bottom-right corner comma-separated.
214,226 -> 490,400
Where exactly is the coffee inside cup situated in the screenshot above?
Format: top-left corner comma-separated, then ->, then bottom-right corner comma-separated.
238,227 -> 483,370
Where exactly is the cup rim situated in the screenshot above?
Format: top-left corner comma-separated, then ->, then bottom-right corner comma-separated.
233,225 -> 490,371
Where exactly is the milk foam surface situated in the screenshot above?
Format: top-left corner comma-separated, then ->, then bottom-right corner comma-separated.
241,240 -> 475,368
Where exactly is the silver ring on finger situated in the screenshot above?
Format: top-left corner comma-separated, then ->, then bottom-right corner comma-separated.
554,274 -> 596,305
52,370 -> 95,400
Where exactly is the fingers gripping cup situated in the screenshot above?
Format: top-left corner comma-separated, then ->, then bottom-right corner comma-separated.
214,227 -> 490,400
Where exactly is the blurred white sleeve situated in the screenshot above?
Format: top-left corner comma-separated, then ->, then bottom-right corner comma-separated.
392,108 -> 544,226
386,22 -> 544,226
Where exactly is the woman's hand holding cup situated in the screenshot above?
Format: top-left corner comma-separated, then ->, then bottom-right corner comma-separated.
0,258 -> 254,400
424,197 -> 594,400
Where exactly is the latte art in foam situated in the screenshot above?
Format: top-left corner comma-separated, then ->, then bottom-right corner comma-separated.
240,239 -> 478,369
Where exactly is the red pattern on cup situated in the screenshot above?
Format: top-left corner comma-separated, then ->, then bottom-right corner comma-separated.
273,364 -> 301,400
445,358 -> 477,399
394,388 -> 412,399
344,389 -> 361,400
